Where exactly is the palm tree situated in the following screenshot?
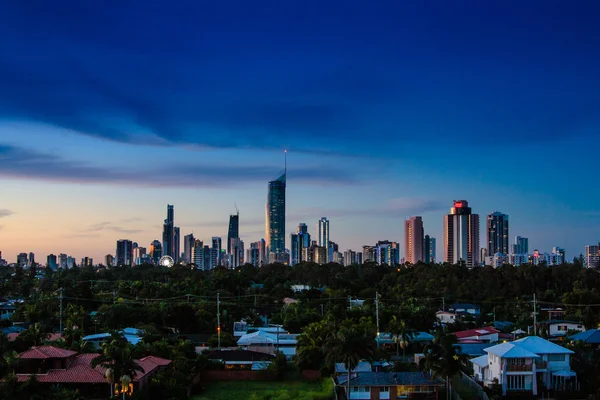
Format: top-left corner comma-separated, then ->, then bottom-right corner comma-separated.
387,316 -> 414,359
420,331 -> 469,400
325,324 -> 374,399
91,332 -> 144,399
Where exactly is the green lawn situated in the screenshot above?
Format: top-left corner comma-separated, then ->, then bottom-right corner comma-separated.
193,378 -> 334,400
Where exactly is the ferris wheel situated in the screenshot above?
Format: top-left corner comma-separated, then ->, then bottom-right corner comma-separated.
159,255 -> 174,268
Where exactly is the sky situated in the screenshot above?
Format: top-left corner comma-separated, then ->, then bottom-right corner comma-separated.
0,0 -> 599,263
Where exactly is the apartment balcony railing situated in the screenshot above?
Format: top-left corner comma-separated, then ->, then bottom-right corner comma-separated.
506,364 -> 533,372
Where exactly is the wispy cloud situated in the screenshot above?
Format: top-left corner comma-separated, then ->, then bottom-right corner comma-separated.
0,209 -> 13,218
80,221 -> 143,235
0,144 -> 360,188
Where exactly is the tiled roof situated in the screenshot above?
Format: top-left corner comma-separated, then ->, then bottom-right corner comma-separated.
338,372 -> 443,387
569,329 -> 600,344
18,346 -> 77,359
16,350 -> 171,384
454,326 -> 499,339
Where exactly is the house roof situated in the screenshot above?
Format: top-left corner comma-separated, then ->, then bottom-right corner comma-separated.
204,349 -> 275,362
376,331 -> 434,344
18,346 -> 77,359
436,311 -> 455,315
450,303 -> 481,310
484,342 -> 541,359
236,330 -> 298,346
335,361 -> 372,374
470,355 -> 489,368
512,336 -> 574,355
338,372 -> 443,387
454,326 -> 499,339
569,329 -> 600,344
16,351 -> 171,384
454,343 -> 489,357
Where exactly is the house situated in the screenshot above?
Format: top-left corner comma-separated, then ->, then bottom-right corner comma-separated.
335,361 -> 374,376
449,303 -> 481,317
454,326 -> 500,343
204,349 -> 275,371
337,371 -> 443,399
470,336 -> 576,396
376,331 -> 435,348
82,327 -> 144,349
569,329 -> 600,345
15,346 -> 170,397
236,330 -> 299,359
0,302 -> 16,321
435,311 -> 457,325
539,320 -> 585,338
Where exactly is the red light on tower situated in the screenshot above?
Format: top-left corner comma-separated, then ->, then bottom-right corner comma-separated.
454,201 -> 463,208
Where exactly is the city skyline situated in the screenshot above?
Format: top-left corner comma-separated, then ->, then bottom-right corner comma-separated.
0,1 -> 599,261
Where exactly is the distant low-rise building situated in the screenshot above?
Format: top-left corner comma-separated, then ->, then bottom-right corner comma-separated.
436,311 -> 457,325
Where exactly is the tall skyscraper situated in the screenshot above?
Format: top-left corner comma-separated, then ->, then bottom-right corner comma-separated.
116,239 -> 133,266
133,246 -> 146,265
17,253 -> 28,267
150,240 -> 162,264
104,254 -> 114,267
162,204 -> 175,258
230,238 -> 244,268
290,223 -> 311,265
317,217 -> 330,248
443,200 -> 480,267
515,236 -> 529,255
487,212 -> 509,255
173,226 -> 180,263
47,254 -> 57,269
424,235 -> 436,264
227,211 -> 240,255
266,169 -> 286,262
183,234 -> 195,263
59,253 -> 68,269
212,237 -> 222,266
28,252 -> 35,267
585,243 -> 600,268
404,216 -> 424,264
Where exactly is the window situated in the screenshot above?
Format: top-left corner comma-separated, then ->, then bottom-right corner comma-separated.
548,354 -> 565,362
381,387 -> 389,392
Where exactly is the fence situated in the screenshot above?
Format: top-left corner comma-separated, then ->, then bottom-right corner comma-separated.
453,372 -> 490,400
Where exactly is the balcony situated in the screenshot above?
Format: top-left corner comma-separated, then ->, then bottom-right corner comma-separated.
506,364 -> 533,372
535,360 -> 547,369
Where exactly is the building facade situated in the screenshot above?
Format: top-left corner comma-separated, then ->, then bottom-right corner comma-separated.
424,235 -> 436,264
443,200 -> 480,267
317,217 -> 330,261
487,212 -> 509,255
404,216 -> 424,264
585,242 -> 600,268
162,205 -> 175,258
116,239 -> 133,266
265,173 -> 286,260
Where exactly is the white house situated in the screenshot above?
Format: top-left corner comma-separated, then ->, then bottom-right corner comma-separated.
541,320 -> 585,337
436,311 -> 457,325
236,330 -> 299,359
471,336 -> 575,396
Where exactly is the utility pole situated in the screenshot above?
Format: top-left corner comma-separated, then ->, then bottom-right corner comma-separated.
59,288 -> 63,336
533,293 -> 537,336
442,297 -> 445,311
320,304 -> 324,317
217,292 -> 221,349
375,292 -> 380,348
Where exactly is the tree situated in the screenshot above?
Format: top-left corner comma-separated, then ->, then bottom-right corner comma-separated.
325,323 -> 374,398
420,331 -> 469,400
295,319 -> 334,371
387,316 -> 414,359
91,332 -> 144,399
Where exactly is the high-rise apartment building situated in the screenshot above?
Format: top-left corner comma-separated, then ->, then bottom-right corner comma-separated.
133,246 -> 146,265
227,212 -> 240,255
211,237 -> 222,267
104,254 -> 114,267
317,218 -> 330,261
116,239 -> 133,266
230,238 -> 244,269
67,256 -> 75,269
173,226 -> 180,263
585,243 -> 600,268
162,204 -> 175,258
183,234 -> 195,263
28,252 -> 35,267
487,212 -> 509,255
343,250 -> 357,266
443,200 -> 480,267
59,253 -> 68,269
404,216 -> 424,264
258,238 -> 267,266
514,236 -> 529,255
150,240 -> 162,264
17,253 -> 28,267
81,257 -> 93,267
424,235 -> 436,264
266,171 -> 286,262
47,254 -> 57,269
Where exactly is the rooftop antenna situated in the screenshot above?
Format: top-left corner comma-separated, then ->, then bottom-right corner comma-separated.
234,203 -> 239,216
284,149 -> 287,176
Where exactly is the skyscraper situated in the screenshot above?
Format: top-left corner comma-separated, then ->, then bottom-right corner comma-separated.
150,240 -> 162,264
487,212 -> 509,255
290,223 -> 311,265
424,235 -> 436,264
404,216 -> 424,264
28,252 -> 35,267
317,217 -> 330,248
585,243 -> 600,269
116,239 -> 133,266
266,169 -> 286,262
212,237 -> 222,266
47,254 -> 57,269
515,236 -> 529,255
227,211 -> 240,255
443,200 -> 480,267
162,204 -> 175,258
173,226 -> 180,263
183,234 -> 195,263
104,254 -> 114,267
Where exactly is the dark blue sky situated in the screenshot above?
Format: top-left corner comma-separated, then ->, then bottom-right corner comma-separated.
0,0 -> 599,260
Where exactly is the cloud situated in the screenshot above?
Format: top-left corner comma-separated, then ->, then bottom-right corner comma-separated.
79,221 -> 143,235
0,144 -> 359,188
0,209 -> 13,218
